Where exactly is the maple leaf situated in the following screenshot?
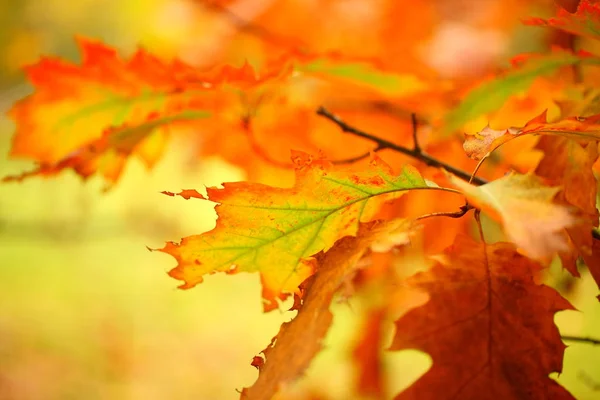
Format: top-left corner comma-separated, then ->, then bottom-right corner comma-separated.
155,153 -> 450,311
391,236 -> 575,400
463,110 -> 600,161
6,37 -> 284,186
523,0 -> 600,41
446,172 -> 576,260
241,220 -> 412,400
443,49 -> 600,134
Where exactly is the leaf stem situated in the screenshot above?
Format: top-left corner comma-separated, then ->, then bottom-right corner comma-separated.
317,106 -> 600,247
317,106 -> 487,185
416,204 -> 474,221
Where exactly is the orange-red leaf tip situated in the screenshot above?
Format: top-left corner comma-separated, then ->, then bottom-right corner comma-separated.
251,355 -> 265,370
161,189 -> 205,200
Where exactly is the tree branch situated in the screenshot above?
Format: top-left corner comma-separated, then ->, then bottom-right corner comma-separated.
317,106 -> 487,185
411,112 -> 421,152
561,335 -> 600,345
317,106 -> 600,349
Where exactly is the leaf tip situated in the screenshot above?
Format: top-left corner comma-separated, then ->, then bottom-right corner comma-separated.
161,189 -> 205,200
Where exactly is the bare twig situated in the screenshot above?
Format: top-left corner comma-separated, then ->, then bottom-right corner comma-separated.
198,0 -> 304,49
411,112 -> 420,152
561,335 -> 600,345
316,106 -> 600,350
416,204 -> 474,221
317,106 -> 487,185
331,145 -> 386,165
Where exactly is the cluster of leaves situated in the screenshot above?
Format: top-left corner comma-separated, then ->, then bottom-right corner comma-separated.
6,0 -> 600,398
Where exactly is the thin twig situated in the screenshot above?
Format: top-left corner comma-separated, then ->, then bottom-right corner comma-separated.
318,106 -> 600,348
332,145 -> 385,165
416,204 -> 474,221
198,0 -> 304,49
561,335 -> 600,345
411,112 -> 420,152
317,106 -> 600,247
317,106 -> 487,185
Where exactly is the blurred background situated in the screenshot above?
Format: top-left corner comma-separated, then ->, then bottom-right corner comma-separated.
0,0 -> 599,399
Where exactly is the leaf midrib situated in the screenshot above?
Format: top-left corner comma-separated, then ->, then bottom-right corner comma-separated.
201,183 -> 449,276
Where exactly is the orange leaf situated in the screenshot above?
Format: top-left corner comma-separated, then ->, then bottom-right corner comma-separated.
446,172 -> 576,260
391,236 -> 575,400
535,136 -> 599,276
464,111 -> 600,161
352,308 -> 386,398
523,0 -> 600,41
241,220 -> 412,399
6,37 -> 285,186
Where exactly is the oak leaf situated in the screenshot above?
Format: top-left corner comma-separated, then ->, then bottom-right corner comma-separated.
241,220 -> 413,400
463,110 -> 600,161
157,153 -> 446,311
443,48 -> 600,134
352,308 -> 386,399
5,110 -> 210,188
535,136 -> 599,276
298,56 -> 428,98
523,0 -> 600,41
446,172 -> 576,260
391,236 -> 575,400
5,37 -> 284,186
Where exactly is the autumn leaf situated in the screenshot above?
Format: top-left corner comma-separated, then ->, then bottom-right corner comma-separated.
534,135 -> 600,291
443,49 -> 600,134
579,239 -> 600,293
446,172 -> 576,260
155,153 -> 450,311
4,109 -> 210,187
241,220 -> 413,400
391,236 -> 575,400
463,110 -> 600,161
523,0 -> 600,41
352,308 -> 386,399
534,136 -> 599,222
298,56 -> 429,98
535,136 -> 599,276
6,37 -> 285,185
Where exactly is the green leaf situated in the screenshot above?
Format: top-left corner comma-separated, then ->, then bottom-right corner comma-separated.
443,50 -> 600,134
300,59 -> 426,97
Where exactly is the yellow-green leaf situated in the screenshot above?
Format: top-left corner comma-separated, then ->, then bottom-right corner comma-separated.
156,153 -> 447,311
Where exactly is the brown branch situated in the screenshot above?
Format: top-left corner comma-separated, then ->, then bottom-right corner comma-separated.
561,335 -> 600,345
317,106 -> 487,185
317,106 -> 600,247
411,112 -> 421,152
318,105 -> 600,348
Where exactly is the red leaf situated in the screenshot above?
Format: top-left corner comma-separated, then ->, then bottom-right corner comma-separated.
523,0 -> 600,41
391,236 -> 575,400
